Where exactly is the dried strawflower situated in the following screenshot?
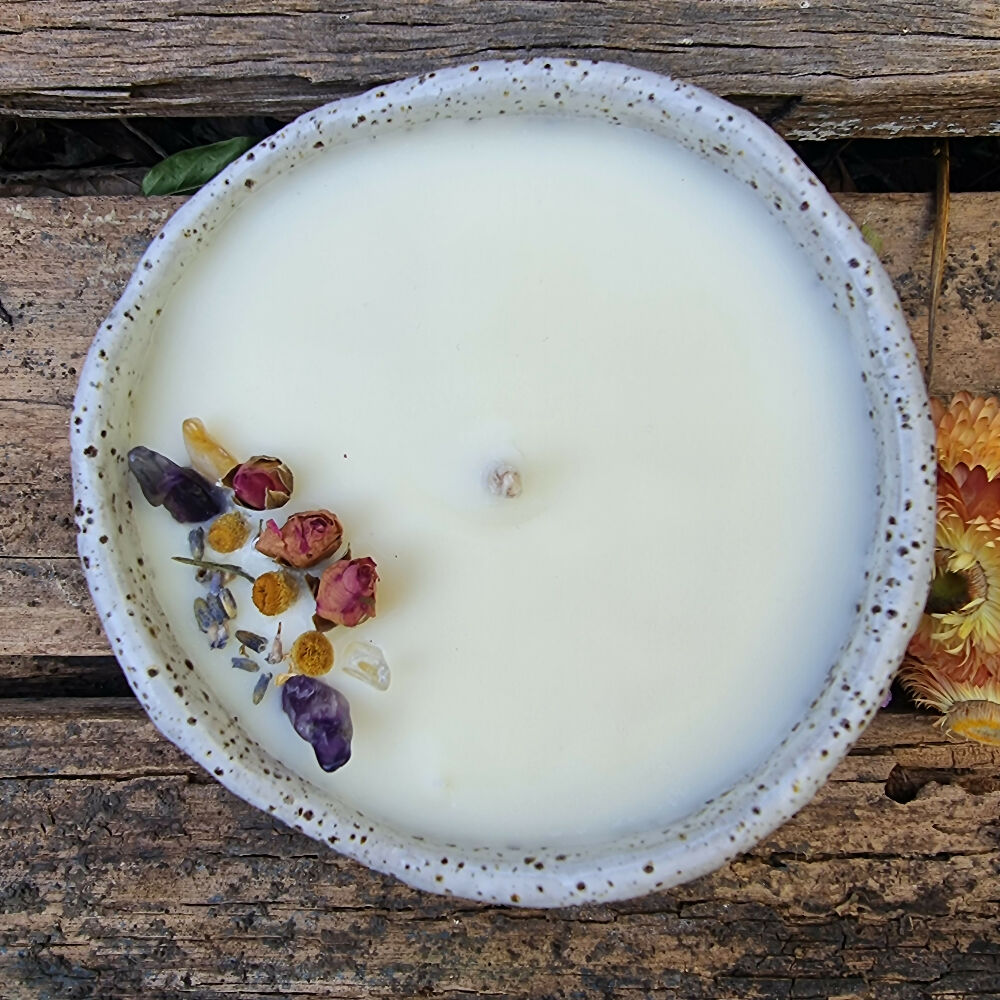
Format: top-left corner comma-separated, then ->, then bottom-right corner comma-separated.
251,571 -> 298,616
206,511 -> 251,553
182,417 -> 238,482
223,456 -> 293,510
281,675 -> 353,772
315,557 -> 378,627
128,446 -> 225,523
901,393 -> 1000,744
256,510 -> 344,569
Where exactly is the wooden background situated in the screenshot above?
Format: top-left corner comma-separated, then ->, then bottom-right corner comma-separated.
2,4 -> 1000,998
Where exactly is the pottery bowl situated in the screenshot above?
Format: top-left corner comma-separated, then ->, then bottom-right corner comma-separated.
71,59 -> 935,906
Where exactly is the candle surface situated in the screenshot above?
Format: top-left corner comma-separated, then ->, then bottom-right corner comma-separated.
131,116 -> 875,847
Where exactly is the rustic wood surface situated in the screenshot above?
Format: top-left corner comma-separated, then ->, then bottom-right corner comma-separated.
3,138 -> 1000,996
0,702 -> 998,999
3,1 -> 1000,138
5,192 -> 1000,658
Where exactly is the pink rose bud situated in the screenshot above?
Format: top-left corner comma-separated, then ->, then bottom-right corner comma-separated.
315,557 -> 378,627
256,509 -> 344,569
222,455 -> 293,510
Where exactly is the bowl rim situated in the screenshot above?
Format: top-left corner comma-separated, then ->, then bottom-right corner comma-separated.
71,57 -> 936,907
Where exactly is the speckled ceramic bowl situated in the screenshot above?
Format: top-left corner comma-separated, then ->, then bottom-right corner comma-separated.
71,59 -> 935,907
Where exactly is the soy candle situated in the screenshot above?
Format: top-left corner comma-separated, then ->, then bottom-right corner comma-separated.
130,115 -> 875,848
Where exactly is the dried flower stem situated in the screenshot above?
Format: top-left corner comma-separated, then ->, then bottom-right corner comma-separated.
172,555 -> 255,582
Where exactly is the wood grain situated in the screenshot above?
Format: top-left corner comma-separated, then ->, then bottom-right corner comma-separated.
2,2 -> 1000,138
0,190 -> 979,655
0,702 -> 997,999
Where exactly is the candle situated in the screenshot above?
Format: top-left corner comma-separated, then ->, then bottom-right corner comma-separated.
129,115 -> 875,848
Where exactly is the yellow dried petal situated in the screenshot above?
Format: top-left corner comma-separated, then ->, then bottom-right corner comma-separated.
205,511 -> 251,554
251,571 -> 297,616
290,630 -> 335,677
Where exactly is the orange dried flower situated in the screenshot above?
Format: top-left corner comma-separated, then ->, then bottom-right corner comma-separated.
206,511 -> 251,553
290,631 -> 335,676
251,570 -> 298,616
901,393 -> 1000,744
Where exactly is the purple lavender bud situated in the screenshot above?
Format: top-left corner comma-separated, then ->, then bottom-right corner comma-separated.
128,446 -> 226,523
281,675 -> 353,772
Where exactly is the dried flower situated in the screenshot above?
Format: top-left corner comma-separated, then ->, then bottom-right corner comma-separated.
236,629 -> 267,654
901,393 -> 1000,744
172,555 -> 254,583
208,621 -> 229,649
315,557 -> 378,627
255,510 -> 344,569
267,623 -> 286,665
251,571 -> 298,616
231,657 -> 259,673
252,671 -> 272,704
218,586 -> 238,618
933,392 -> 1000,480
182,417 -> 238,482
206,511 -> 251,553
223,456 -> 293,510
193,597 -> 212,633
188,527 -> 205,560
282,675 -> 353,772
290,630 -> 335,676
128,445 -> 225,523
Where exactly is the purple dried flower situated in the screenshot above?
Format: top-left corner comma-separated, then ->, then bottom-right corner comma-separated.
281,675 -> 353,772
128,446 -> 225,523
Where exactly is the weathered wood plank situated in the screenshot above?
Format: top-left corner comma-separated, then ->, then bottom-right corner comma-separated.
0,654 -> 127,695
0,193 -> 995,655
0,703 -> 997,998
2,2 -> 1000,138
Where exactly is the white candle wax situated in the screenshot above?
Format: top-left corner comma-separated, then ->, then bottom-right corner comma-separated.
131,116 -> 875,848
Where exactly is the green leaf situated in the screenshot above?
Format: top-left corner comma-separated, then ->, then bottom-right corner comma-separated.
141,137 -> 257,196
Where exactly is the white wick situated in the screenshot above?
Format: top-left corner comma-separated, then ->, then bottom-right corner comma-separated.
486,462 -> 522,499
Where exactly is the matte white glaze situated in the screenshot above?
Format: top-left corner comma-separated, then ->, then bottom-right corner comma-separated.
72,60 -> 935,906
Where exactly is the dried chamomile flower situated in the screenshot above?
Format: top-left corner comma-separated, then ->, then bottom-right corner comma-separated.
206,511 -> 251,553
182,417 -> 238,483
252,571 -> 298,616
290,630 -> 335,677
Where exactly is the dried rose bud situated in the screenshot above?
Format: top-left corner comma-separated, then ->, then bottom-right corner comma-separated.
289,630 -> 335,677
315,557 -> 378,627
206,511 -> 251,553
223,456 -> 293,510
255,509 -> 344,568
182,418 -> 238,482
251,570 -> 298,616
128,446 -> 225,523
